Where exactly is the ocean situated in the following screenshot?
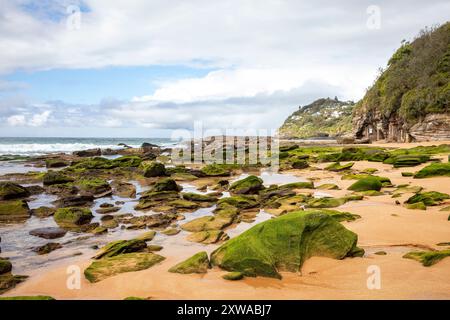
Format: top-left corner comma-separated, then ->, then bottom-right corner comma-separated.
0,137 -> 178,156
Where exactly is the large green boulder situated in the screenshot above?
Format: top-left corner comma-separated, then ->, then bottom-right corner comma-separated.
347,176 -> 382,192
168,251 -> 210,274
111,156 -> 142,168
306,195 -> 363,208
325,162 -> 354,172
182,192 -> 219,202
93,239 -> 147,259
53,207 -> 93,228
210,210 -> 363,279
77,178 -> 111,195
414,163 -> 450,178
141,161 -> 166,177
43,171 -> 74,186
405,191 -> 450,206
217,195 -> 259,209
0,200 -> 30,222
84,252 -> 165,283
229,176 -> 264,194
0,182 -> 30,200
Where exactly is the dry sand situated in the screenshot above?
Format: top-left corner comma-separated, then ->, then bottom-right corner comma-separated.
4,143 -> 450,300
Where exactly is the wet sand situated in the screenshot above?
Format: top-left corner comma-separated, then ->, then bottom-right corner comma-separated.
3,143 -> 450,300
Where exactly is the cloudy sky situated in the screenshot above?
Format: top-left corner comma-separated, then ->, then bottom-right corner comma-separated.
0,0 -> 449,137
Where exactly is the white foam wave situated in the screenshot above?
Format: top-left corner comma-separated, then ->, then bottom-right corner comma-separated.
0,143 -> 140,156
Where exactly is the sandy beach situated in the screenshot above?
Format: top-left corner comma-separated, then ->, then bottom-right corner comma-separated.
3,142 -> 450,300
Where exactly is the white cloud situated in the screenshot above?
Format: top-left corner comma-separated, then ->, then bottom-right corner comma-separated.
7,114 -> 26,126
28,110 -> 51,126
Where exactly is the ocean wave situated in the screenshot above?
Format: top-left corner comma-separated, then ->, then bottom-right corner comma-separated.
0,143 -> 138,156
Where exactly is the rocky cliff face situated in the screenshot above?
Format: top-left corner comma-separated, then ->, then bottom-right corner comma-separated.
278,98 -> 354,139
353,22 -> 450,142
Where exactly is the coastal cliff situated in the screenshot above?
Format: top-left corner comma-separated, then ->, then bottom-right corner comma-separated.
352,22 -> 450,142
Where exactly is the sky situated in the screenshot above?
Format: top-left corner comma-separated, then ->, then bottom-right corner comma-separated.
0,0 -> 449,138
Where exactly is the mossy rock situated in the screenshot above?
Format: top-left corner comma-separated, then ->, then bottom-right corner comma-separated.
168,251 -> 210,274
161,228 -> 180,236
210,210 -> 363,279
405,191 -> 450,206
291,160 -> 309,169
280,181 -> 315,189
123,296 -> 149,300
54,207 -> 93,228
187,230 -> 229,244
361,168 -> 378,174
112,156 -> 142,168
229,175 -> 264,195
325,162 -> 354,172
0,200 -> 30,222
222,271 -> 244,280
0,274 -> 28,294
171,172 -> 198,181
347,176 -> 382,192
358,190 -> 384,196
71,157 -> 114,169
46,159 -> 69,168
43,171 -> 74,186
401,172 -> 414,177
0,182 -> 30,200
318,209 -> 361,222
93,239 -> 147,259
0,259 -> 12,274
134,191 -> 180,210
439,205 -> 450,212
135,231 -> 156,241
218,195 -> 259,209
31,206 -> 56,218
392,185 -> 423,197
317,183 -> 340,190
406,202 -> 427,210
181,213 -> 235,232
374,251 -> 387,255
84,252 -> 165,283
414,163 -> 450,178
0,295 -> 55,300
182,192 -> 218,202
77,178 -> 111,195
141,161 -> 166,177
33,242 -> 62,255
387,155 -> 430,168
403,249 -> 450,266
152,178 -> 181,192
201,164 -> 231,177
147,245 -> 163,251
306,195 -> 362,208
167,199 -> 199,210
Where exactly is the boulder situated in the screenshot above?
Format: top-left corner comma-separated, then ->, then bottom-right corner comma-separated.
210,210 -> 364,279
187,230 -> 229,244
45,159 -> 69,168
84,252 -> 165,283
0,182 -> 30,200
229,176 -> 264,194
141,161 -> 166,177
152,178 -> 181,192
217,195 -> 259,209
201,164 -> 231,177
33,243 -> 62,255
93,239 -> 147,259
53,195 -> 94,208
43,171 -> 74,186
347,176 -> 383,192
403,249 -> 450,266
29,227 -> 67,239
414,163 -> 450,178
77,178 -> 111,196
31,206 -> 56,218
112,181 -> 136,198
325,162 -> 354,172
54,207 -> 93,228
73,148 -> 101,157
405,191 -> 450,206
0,200 -> 30,222
168,251 -> 210,274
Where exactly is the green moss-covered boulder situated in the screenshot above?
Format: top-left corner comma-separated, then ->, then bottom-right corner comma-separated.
182,192 -> 218,202
406,202 -> 427,210
318,209 -> 361,222
152,178 -> 181,192
0,182 -> 30,200
229,175 -> 264,194
169,251 -> 210,274
210,210 -> 363,279
31,206 -> 56,218
84,252 -> 165,283
291,160 -> 309,169
0,200 -> 30,222
403,249 -> 450,266
0,274 -> 28,294
217,195 -> 259,209
53,207 -> 93,228
306,195 -> 362,208
389,155 -> 430,168
222,271 -> 244,281
0,259 -> 12,274
77,178 -> 111,195
401,172 -> 414,177
347,176 -> 382,192
414,163 -> 450,178
93,239 -> 147,259
405,191 -> 450,206
141,161 -> 166,177
43,171 -> 74,186
181,213 -> 235,232
201,164 -> 231,177
71,157 -> 113,169
112,156 -> 142,168
325,162 -> 354,172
